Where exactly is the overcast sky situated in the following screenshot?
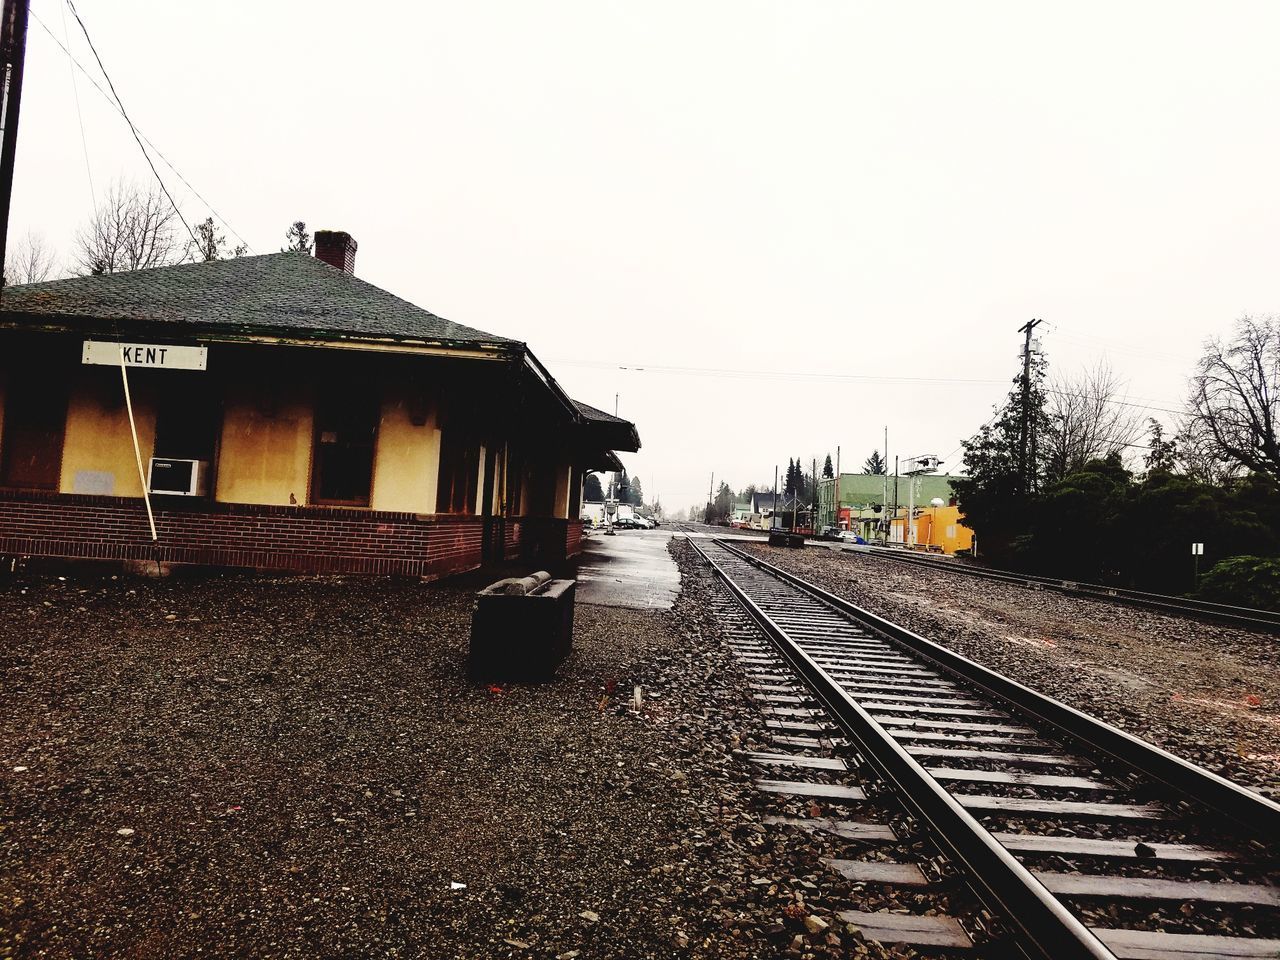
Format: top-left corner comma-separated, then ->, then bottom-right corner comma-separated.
12,1 -> 1280,514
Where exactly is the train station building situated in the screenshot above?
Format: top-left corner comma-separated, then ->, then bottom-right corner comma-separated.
0,231 -> 639,578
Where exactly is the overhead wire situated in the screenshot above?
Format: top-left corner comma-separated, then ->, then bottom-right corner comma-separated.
548,357 -> 1187,414
36,2 -> 251,253
57,0 -> 94,210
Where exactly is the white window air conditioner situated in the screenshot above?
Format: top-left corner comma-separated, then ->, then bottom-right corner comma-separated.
148,458 -> 210,496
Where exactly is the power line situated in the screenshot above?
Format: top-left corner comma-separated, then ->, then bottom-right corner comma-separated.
63,1 -> 199,252
547,356 -> 1187,414
56,0 -> 93,210
547,357 -> 1013,387
41,3 -> 250,252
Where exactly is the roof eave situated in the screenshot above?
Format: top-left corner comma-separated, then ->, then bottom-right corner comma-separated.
0,311 -> 520,360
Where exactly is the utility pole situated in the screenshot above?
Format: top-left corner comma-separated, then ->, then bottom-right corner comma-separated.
834,446 -> 841,531
1017,318 -> 1044,496
0,0 -> 30,291
882,425 -> 889,544
772,465 -> 778,531
892,456 -> 899,543
811,456 -> 817,534
706,472 -> 713,525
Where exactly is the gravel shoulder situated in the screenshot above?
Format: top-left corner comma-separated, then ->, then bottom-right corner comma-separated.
737,543 -> 1280,799
2,549 -> 908,959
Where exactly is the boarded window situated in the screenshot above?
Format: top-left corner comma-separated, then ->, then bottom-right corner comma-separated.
153,375 -> 220,462
312,393 -> 378,506
1,373 -> 67,490
436,425 -> 479,515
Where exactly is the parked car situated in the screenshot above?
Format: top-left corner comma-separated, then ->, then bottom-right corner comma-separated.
837,530 -> 865,544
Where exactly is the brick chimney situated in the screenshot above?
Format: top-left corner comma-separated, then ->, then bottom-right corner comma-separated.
314,230 -> 358,275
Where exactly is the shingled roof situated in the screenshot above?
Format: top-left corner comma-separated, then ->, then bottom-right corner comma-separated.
572,399 -> 641,452
0,252 -> 516,348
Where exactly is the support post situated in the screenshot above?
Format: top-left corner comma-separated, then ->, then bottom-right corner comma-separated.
119,349 -> 158,542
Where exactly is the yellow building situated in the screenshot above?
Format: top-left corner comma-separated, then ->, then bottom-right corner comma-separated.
0,232 -> 638,577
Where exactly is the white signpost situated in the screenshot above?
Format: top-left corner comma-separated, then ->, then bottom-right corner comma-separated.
80,340 -> 208,543
1192,542 -> 1205,584
82,340 -> 207,370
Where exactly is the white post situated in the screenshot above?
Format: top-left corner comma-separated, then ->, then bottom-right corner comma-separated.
119,348 -> 158,542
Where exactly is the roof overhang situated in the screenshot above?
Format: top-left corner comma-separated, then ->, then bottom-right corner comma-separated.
0,312 -> 516,362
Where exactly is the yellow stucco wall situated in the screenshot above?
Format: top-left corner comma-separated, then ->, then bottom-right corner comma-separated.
216,390 -> 313,507
370,391 -> 440,514
59,377 -> 157,497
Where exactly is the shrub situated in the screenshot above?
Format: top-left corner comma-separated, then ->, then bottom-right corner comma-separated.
1196,555 -> 1280,611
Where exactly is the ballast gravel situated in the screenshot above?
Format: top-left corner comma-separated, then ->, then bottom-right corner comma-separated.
1,549 -> 923,960
737,543 -> 1280,800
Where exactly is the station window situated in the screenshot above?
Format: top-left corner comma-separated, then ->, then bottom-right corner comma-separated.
312,393 -> 379,506
436,423 -> 479,515
151,372 -> 221,490
0,372 -> 67,490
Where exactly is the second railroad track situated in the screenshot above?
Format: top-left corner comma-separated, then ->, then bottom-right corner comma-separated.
691,535 -> 1280,960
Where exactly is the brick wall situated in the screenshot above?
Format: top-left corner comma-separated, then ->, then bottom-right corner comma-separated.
565,519 -> 584,558
0,491 -> 486,578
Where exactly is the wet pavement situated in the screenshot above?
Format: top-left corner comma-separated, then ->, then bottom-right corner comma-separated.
571,528 -> 681,610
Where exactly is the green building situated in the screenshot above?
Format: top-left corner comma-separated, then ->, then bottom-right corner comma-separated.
817,473 -> 960,533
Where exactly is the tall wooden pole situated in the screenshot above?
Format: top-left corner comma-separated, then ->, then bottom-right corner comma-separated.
0,0 -> 29,290
1017,318 -> 1043,495
834,446 -> 841,531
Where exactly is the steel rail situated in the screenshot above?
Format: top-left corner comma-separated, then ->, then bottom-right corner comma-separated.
717,538 -> 1280,834
688,536 -> 1117,960
859,546 -> 1280,634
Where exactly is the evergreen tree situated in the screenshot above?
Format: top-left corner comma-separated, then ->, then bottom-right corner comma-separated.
614,468 -> 630,504
1143,419 -> 1178,476
822,454 -> 834,479
583,473 -> 605,501
862,450 -> 886,475
283,220 -> 313,254
629,475 -> 644,506
950,351 -> 1050,560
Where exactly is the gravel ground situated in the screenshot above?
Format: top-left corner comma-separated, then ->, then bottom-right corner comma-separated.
2,549 -> 931,959
736,544 -> 1280,799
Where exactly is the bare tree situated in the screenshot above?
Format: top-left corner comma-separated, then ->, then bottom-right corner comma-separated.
1042,361 -> 1144,481
3,230 -> 57,285
1188,315 -> 1280,483
1174,415 -> 1239,485
74,180 -> 187,275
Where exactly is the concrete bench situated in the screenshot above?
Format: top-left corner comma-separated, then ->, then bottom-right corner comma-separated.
469,572 -> 576,682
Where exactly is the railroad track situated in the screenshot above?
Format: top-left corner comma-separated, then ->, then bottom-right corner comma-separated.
691,535 -> 1280,959
855,545 -> 1280,634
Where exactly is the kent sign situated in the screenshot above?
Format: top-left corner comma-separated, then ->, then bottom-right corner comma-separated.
82,340 -> 207,371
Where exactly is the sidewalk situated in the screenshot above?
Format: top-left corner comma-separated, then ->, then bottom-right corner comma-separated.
571,529 -> 681,610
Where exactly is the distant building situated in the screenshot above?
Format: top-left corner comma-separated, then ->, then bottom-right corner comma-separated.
0,233 -> 639,577
817,472 -> 973,554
